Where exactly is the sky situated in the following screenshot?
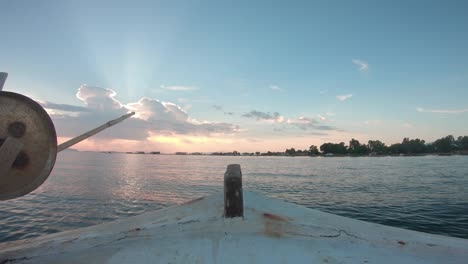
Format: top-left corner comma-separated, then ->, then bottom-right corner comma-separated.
1,0 -> 467,153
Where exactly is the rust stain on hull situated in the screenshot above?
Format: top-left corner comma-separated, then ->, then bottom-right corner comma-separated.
262,212 -> 290,238
263,213 -> 289,222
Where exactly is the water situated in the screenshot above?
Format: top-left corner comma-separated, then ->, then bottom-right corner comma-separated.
1,152 -> 467,243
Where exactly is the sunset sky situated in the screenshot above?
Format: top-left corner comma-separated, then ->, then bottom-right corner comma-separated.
1,1 -> 467,153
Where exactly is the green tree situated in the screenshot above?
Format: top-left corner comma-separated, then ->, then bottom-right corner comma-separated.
320,142 -> 347,154
319,143 -> 331,154
388,143 -> 402,154
396,138 -> 427,154
368,140 -> 387,154
308,145 -> 319,155
285,148 -> 296,156
457,136 -> 468,151
400,138 -> 411,153
349,139 -> 369,155
433,135 -> 456,153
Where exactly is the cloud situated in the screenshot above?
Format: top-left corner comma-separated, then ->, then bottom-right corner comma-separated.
47,85 -> 238,142
336,94 -> 353,101
319,89 -> 328,94
270,85 -> 281,91
127,98 -> 237,135
287,116 -> 315,125
39,101 -> 89,112
317,114 -> 327,121
160,85 -> 198,91
127,98 -> 189,122
242,110 -> 337,132
286,117 -> 335,131
416,107 -> 468,114
317,113 -> 335,122
352,59 -> 369,72
212,105 -> 223,111
242,110 -> 285,123
363,120 -> 383,126
212,105 -> 235,116
77,85 -> 124,110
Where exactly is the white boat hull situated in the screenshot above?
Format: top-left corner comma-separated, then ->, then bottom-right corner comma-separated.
1,192 -> 467,263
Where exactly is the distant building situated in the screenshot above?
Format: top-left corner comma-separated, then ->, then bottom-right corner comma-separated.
150,151 -> 161,155
135,151 -> 145,154
175,152 -> 187,155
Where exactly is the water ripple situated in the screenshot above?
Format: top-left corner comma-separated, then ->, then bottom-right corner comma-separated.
0,153 -> 467,243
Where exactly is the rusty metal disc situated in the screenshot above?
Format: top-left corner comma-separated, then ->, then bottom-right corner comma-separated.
0,91 -> 57,200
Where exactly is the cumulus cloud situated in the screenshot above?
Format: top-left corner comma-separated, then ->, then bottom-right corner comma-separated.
352,59 -> 369,72
160,85 -> 198,91
416,107 -> 468,114
242,110 -> 285,123
76,85 -> 123,110
336,94 -> 353,101
127,98 -> 188,122
127,97 -> 236,135
46,85 -> 238,141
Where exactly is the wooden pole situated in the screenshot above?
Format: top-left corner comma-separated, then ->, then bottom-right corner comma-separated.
224,164 -> 244,218
57,112 -> 135,152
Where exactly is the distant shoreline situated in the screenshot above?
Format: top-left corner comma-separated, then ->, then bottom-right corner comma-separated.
67,135 -> 468,158
74,151 -> 468,157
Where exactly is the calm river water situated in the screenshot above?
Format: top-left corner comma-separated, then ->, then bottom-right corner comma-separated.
1,152 -> 467,243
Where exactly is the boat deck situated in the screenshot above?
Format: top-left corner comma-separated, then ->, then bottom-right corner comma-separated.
1,192 -> 467,263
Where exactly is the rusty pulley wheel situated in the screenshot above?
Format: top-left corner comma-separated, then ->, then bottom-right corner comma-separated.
0,91 -> 57,200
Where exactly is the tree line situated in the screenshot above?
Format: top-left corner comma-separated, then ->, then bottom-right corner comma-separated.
285,135 -> 468,156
